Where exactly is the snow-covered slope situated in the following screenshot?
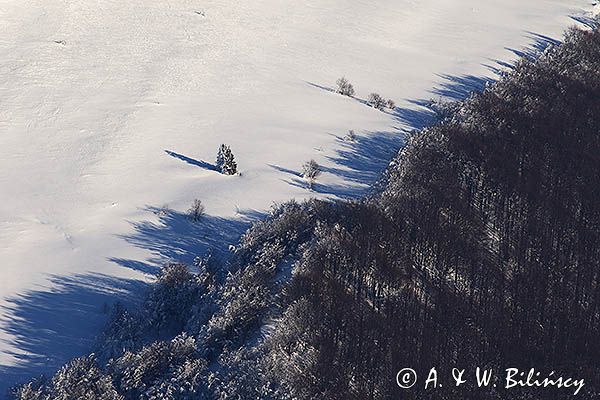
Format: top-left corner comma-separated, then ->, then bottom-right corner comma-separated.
0,0 -> 595,391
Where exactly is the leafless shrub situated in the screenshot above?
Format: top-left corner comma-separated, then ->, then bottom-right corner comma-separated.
367,93 -> 386,110
188,199 -> 205,222
335,77 -> 355,97
302,160 -> 322,189
345,130 -> 357,142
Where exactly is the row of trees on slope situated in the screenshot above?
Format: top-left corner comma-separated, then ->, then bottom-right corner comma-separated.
12,22 -> 600,400
336,77 -> 396,111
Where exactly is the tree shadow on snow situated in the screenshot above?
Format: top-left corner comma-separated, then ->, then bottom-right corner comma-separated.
570,15 -> 598,30
268,164 -> 302,178
270,130 -> 413,199
320,132 -> 409,198
505,31 -> 562,60
300,76 -> 480,198
0,274 -> 147,395
111,207 -> 263,274
0,208 -> 263,393
301,81 -> 442,198
430,74 -> 495,100
164,150 -> 218,171
0,29 -> 573,395
298,31 -> 568,200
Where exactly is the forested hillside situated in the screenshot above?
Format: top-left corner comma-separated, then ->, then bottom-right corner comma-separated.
12,23 -> 600,400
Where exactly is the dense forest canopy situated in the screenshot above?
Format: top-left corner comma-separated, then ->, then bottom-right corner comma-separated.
13,23 -> 600,400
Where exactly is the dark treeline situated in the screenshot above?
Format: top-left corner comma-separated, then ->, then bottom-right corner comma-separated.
13,24 -> 600,399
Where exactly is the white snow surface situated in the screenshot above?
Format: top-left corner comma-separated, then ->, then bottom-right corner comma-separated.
0,0 -> 596,390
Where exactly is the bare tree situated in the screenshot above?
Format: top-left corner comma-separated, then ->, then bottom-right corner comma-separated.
367,93 -> 386,110
188,199 -> 205,222
302,160 -> 321,189
335,77 -> 355,97
345,129 -> 357,142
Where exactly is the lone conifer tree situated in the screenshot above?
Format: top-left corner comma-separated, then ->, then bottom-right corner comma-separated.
216,144 -> 237,175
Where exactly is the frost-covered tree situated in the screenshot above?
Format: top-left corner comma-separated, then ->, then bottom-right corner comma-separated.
145,263 -> 203,334
95,303 -> 142,362
51,355 -> 123,400
109,334 -> 206,399
367,93 -> 386,110
216,144 -> 237,175
11,379 -> 47,400
427,96 -> 459,121
262,298 -> 321,399
335,77 -> 355,97
11,357 -> 122,400
144,358 -> 207,400
302,160 -> 321,189
386,99 -> 396,110
188,199 -> 205,222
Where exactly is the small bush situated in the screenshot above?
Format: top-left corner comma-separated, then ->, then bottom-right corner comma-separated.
302,160 -> 321,189
188,199 -> 205,222
335,77 -> 355,97
157,204 -> 170,217
367,93 -> 386,110
386,99 -> 396,110
345,130 -> 357,142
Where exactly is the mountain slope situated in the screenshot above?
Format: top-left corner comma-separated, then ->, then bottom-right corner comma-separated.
0,0 -> 595,391
12,20 -> 600,400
